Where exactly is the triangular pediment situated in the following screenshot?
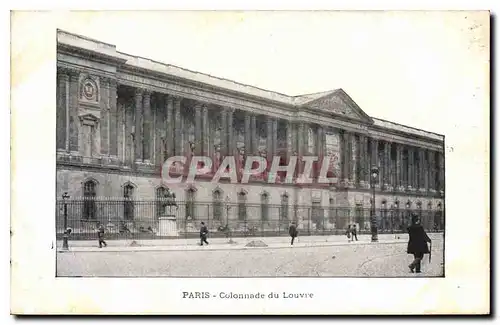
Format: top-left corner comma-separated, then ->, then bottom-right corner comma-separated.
299,89 -> 373,124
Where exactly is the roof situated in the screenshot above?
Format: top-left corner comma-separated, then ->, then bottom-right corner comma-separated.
57,30 -> 444,142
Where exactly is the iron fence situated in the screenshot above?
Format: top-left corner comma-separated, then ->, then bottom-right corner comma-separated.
56,199 -> 445,240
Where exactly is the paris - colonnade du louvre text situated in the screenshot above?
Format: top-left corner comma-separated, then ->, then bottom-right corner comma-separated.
55,30 -> 445,237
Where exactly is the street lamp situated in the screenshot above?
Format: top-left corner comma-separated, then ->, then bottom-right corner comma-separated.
406,201 -> 411,227
225,195 -> 233,242
370,166 -> 379,242
62,192 -> 70,250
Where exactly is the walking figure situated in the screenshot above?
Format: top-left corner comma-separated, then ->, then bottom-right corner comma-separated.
407,213 -> 432,273
288,221 -> 298,245
200,222 -> 209,246
97,222 -> 107,248
351,224 -> 358,241
346,225 -> 352,242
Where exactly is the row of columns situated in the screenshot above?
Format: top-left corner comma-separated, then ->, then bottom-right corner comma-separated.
338,131 -> 444,192
56,68 -> 444,193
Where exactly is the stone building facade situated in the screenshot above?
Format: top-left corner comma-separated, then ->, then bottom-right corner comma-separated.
56,30 -> 445,229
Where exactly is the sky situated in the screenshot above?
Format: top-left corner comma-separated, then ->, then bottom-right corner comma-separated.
42,10 -> 489,137
12,10 -> 489,142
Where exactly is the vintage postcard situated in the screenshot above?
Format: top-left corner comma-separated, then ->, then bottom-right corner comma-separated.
10,10 -> 490,315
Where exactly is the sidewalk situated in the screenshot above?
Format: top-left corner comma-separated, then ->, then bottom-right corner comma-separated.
57,233 -> 443,253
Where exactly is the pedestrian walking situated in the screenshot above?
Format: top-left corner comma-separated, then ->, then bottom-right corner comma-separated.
200,222 -> 209,246
407,213 -> 432,273
288,221 -> 298,245
351,224 -> 358,241
97,222 -> 107,248
346,225 -> 352,242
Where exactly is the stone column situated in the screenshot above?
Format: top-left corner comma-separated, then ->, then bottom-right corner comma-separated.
202,105 -> 210,156
286,120 -> 293,161
267,117 -> 273,164
244,113 -> 251,155
134,88 -> 143,162
343,132 -> 351,185
142,90 -> 152,163
407,147 -> 415,190
194,103 -> 202,155
351,134 -> 358,186
383,141 -> 391,189
227,109 -> 235,156
99,78 -> 110,157
68,70 -> 80,153
166,96 -> 174,157
251,115 -> 257,154
272,118 -> 278,156
438,151 -> 445,193
424,149 -> 430,191
418,148 -> 426,191
56,69 -> 69,151
357,135 -> 364,186
428,150 -> 436,191
174,97 -> 182,156
220,109 -> 227,157
396,144 -> 403,190
108,79 -> 118,161
413,148 -> 419,190
316,126 -> 324,158
297,123 -> 305,175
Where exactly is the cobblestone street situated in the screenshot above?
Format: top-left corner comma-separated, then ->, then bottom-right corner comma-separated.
57,239 -> 444,277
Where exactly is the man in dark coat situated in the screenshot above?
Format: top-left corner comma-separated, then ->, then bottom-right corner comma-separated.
351,224 -> 358,241
407,213 -> 432,273
97,222 -> 107,248
288,221 -> 298,245
200,222 -> 209,246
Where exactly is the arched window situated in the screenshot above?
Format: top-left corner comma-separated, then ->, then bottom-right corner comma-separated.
281,193 -> 289,221
123,183 -> 135,220
394,201 -> 402,231
260,192 -> 270,221
328,198 -> 335,224
355,203 -> 364,231
185,187 -> 196,219
416,201 -> 423,220
404,200 -> 412,226
82,180 -> 97,220
156,187 -> 168,218
213,189 -> 223,221
238,190 -> 247,221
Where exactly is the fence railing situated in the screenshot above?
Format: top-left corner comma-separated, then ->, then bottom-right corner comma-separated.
56,199 -> 445,240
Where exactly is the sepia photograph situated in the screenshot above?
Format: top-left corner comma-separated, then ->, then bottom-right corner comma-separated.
10,8 -> 489,314
55,27 -> 445,278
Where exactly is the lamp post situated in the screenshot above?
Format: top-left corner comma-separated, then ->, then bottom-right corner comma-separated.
370,166 -> 379,242
406,201 -> 411,227
62,192 -> 70,250
225,195 -> 233,242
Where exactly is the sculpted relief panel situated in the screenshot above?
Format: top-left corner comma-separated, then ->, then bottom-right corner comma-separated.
308,94 -> 359,119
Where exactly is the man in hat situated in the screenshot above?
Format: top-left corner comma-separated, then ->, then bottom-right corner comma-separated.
97,222 -> 107,248
200,222 -> 209,246
288,221 -> 298,245
407,213 -> 432,273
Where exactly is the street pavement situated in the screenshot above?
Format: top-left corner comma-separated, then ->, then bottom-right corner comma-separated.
56,234 -> 444,277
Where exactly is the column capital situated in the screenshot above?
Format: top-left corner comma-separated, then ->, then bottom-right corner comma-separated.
135,88 -> 145,97
57,68 -> 70,80
67,69 -> 80,81
143,89 -> 152,97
